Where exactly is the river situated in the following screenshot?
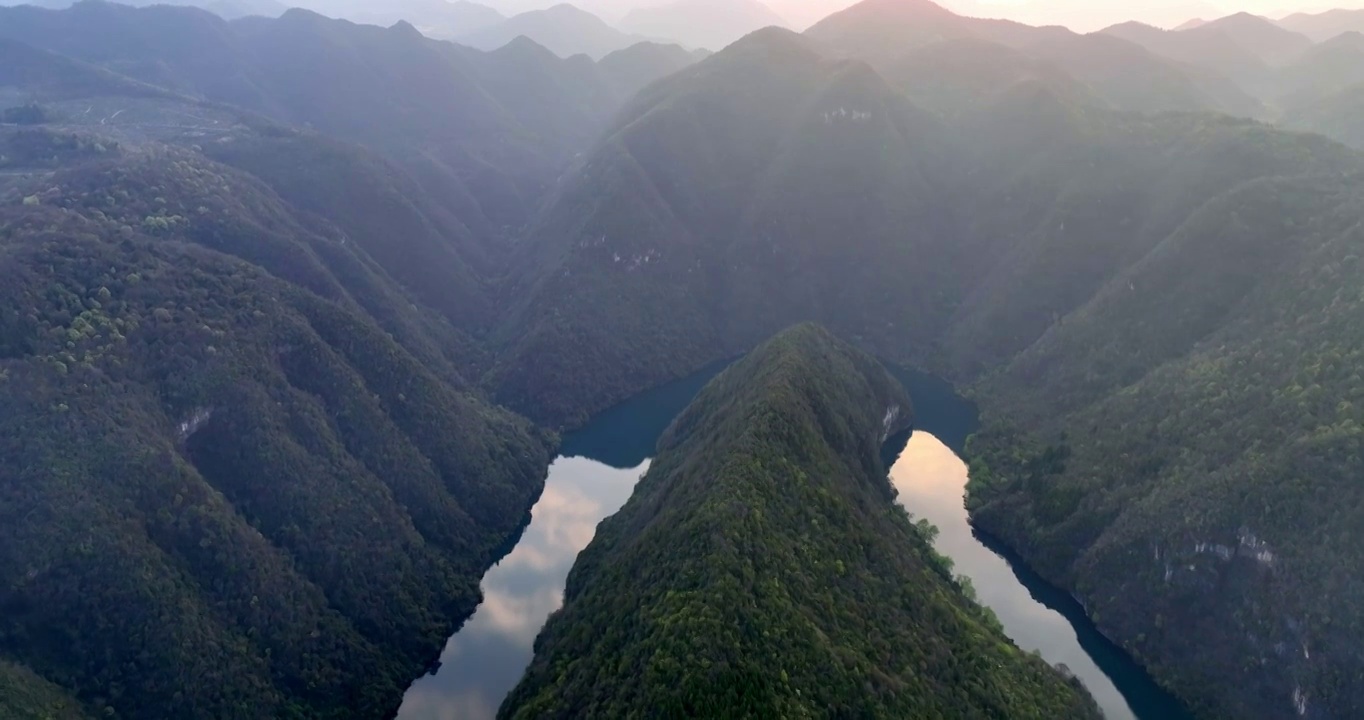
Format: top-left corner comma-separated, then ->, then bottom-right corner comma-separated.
397,365 -> 1188,720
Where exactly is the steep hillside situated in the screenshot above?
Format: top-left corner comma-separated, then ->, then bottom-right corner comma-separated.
1274,31 -> 1364,108
500,324 -> 1101,719
0,661 -> 90,720
968,174 -> 1364,720
1282,81 -> 1364,150
490,24 -> 1345,427
880,38 -> 1097,118
1098,21 -> 1270,88
0,129 -> 551,718
938,106 -> 1355,376
200,129 -> 502,339
488,28 -> 960,425
0,1 -> 636,231
598,41 -> 702,97
1188,12 -> 1313,64
1,37 -> 517,361
1024,32 -> 1263,116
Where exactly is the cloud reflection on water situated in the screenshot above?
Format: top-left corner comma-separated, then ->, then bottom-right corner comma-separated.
889,432 -> 1137,720
397,456 -> 650,720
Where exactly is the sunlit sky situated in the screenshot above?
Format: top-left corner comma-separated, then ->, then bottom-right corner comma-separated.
499,0 -> 1364,31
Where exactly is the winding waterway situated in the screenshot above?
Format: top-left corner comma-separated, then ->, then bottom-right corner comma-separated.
398,365 -> 1189,720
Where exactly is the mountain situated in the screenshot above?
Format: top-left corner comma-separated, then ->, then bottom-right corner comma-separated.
0,0 -> 288,18
500,324 -> 1102,720
952,0 -> 1223,34
879,37 -> 1096,118
483,19 -> 1364,715
619,0 -> 786,51
0,124 -> 553,718
1277,8 -> 1364,42
598,40 -> 704,97
967,170 -> 1364,720
1274,31 -> 1364,107
804,0 -> 1261,117
1099,20 -> 1270,87
204,0 -> 286,18
294,0 -> 506,38
1022,32 -> 1264,116
457,3 -> 646,59
488,27 -> 961,426
1282,80 -> 1364,149
803,0 -> 1002,60
489,21 -> 1338,428
1187,12 -> 1313,65
0,0 -> 645,237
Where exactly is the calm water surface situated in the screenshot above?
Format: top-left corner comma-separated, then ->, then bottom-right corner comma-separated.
397,364 -> 728,720
398,364 -> 1188,720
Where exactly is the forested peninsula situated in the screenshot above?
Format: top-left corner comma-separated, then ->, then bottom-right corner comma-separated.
501,325 -> 1101,719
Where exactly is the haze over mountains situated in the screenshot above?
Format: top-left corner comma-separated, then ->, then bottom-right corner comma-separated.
3,0 -> 1364,718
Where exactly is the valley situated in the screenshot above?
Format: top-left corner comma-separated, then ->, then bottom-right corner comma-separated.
1,0 -> 1363,717
403,360 -> 1193,719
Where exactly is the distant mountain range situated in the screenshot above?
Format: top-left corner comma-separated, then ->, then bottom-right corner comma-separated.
457,3 -> 649,58
620,0 -> 786,50
6,0 -> 1364,719
1278,7 -> 1364,40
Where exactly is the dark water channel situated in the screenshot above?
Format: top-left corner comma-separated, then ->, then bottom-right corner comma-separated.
397,364 -> 1188,720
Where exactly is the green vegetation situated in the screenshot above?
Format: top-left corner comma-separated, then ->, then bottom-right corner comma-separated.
489,23 -> 1359,428
0,661 -> 90,720
0,103 -> 52,125
0,3 -> 690,234
480,9 -> 1364,719
966,174 -> 1364,719
4,1 -> 1364,718
0,128 -> 550,718
500,325 -> 1101,719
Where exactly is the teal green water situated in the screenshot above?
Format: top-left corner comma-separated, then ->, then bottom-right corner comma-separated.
397,363 -> 1189,720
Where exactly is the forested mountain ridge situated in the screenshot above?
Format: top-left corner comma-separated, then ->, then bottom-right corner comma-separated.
0,125 -> 552,718
456,4 -> 648,59
487,21 -> 1358,428
475,6 -> 1364,718
1283,80 -> 1364,151
0,660 -> 90,720
0,0 -> 698,235
804,0 -> 1263,117
5,0 -> 1364,717
488,27 -> 965,425
966,173 -> 1364,720
1277,8 -> 1364,42
500,324 -> 1102,719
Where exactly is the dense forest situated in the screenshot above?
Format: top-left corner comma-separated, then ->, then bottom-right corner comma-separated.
3,0 -> 1364,717
965,173 -> 1364,719
0,125 -> 551,718
501,324 -> 1101,719
488,22 -> 1361,426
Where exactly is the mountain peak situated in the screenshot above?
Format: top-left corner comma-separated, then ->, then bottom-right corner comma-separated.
721,25 -> 817,59
388,19 -> 423,38
804,0 -> 968,61
490,33 -> 556,59
1105,20 -> 1162,33
538,3 -> 596,20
